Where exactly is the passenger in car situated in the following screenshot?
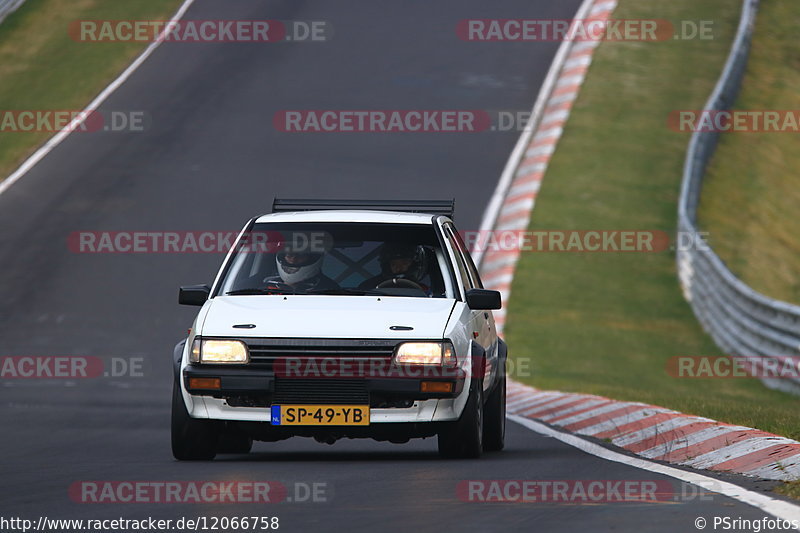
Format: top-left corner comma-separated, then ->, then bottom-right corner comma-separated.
359,243 -> 430,293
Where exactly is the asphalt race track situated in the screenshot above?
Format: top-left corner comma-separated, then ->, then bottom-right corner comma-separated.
0,1 -> 784,531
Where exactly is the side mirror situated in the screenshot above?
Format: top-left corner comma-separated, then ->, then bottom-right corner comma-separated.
179,285 -> 211,306
465,289 -> 502,310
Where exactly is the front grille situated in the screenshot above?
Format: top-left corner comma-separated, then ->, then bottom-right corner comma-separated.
273,379 -> 369,405
244,338 -> 398,370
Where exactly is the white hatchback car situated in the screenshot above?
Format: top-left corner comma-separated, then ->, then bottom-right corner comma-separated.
172,200 -> 506,459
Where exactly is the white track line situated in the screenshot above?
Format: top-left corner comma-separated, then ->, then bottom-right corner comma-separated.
510,415 -> 800,526
0,0 -> 198,197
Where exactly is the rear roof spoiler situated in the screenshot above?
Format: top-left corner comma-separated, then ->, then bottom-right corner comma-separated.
271,198 -> 455,218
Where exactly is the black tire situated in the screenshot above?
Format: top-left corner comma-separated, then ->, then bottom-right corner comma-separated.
438,379 -> 483,459
483,370 -> 506,452
171,380 -> 218,461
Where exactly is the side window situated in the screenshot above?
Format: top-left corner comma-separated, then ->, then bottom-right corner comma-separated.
443,225 -> 473,292
445,224 -> 483,289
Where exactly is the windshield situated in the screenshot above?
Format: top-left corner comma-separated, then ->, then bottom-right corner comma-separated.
217,222 -> 452,298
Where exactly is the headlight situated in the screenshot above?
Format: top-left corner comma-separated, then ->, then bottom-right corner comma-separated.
394,342 -> 456,367
190,339 -> 249,364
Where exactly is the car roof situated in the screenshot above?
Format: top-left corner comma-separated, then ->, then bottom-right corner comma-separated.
254,210 -> 447,225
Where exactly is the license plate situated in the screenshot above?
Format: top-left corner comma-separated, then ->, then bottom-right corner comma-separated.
270,405 -> 369,426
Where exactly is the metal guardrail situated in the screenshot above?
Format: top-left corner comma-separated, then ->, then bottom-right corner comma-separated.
677,0 -> 800,395
0,0 -> 26,24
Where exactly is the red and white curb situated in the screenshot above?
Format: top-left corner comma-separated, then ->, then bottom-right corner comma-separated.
475,0 -> 800,483
507,382 -> 800,482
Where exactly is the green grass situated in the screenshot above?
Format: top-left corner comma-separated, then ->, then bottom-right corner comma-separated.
505,0 -> 799,440
775,481 -> 800,501
698,0 -> 800,305
0,0 -> 183,179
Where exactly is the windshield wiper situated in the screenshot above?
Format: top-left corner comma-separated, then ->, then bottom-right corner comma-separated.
225,287 -> 296,296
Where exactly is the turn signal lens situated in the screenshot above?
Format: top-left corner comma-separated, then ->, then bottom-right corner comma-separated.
189,377 -> 221,389
421,381 -> 454,393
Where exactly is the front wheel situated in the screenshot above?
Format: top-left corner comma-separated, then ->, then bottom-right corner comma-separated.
438,379 -> 483,459
483,371 -> 506,452
171,380 -> 218,461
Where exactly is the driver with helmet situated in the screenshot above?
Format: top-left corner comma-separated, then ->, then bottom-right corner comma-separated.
265,249 -> 339,293
359,242 -> 429,292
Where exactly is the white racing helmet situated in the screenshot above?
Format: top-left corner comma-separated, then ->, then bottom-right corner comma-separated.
276,251 -> 324,285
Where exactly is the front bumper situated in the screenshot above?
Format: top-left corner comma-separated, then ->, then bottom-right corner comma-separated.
184,365 -> 464,399
181,365 -> 467,424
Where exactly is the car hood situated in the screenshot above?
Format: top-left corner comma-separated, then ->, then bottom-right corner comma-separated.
200,296 -> 456,339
